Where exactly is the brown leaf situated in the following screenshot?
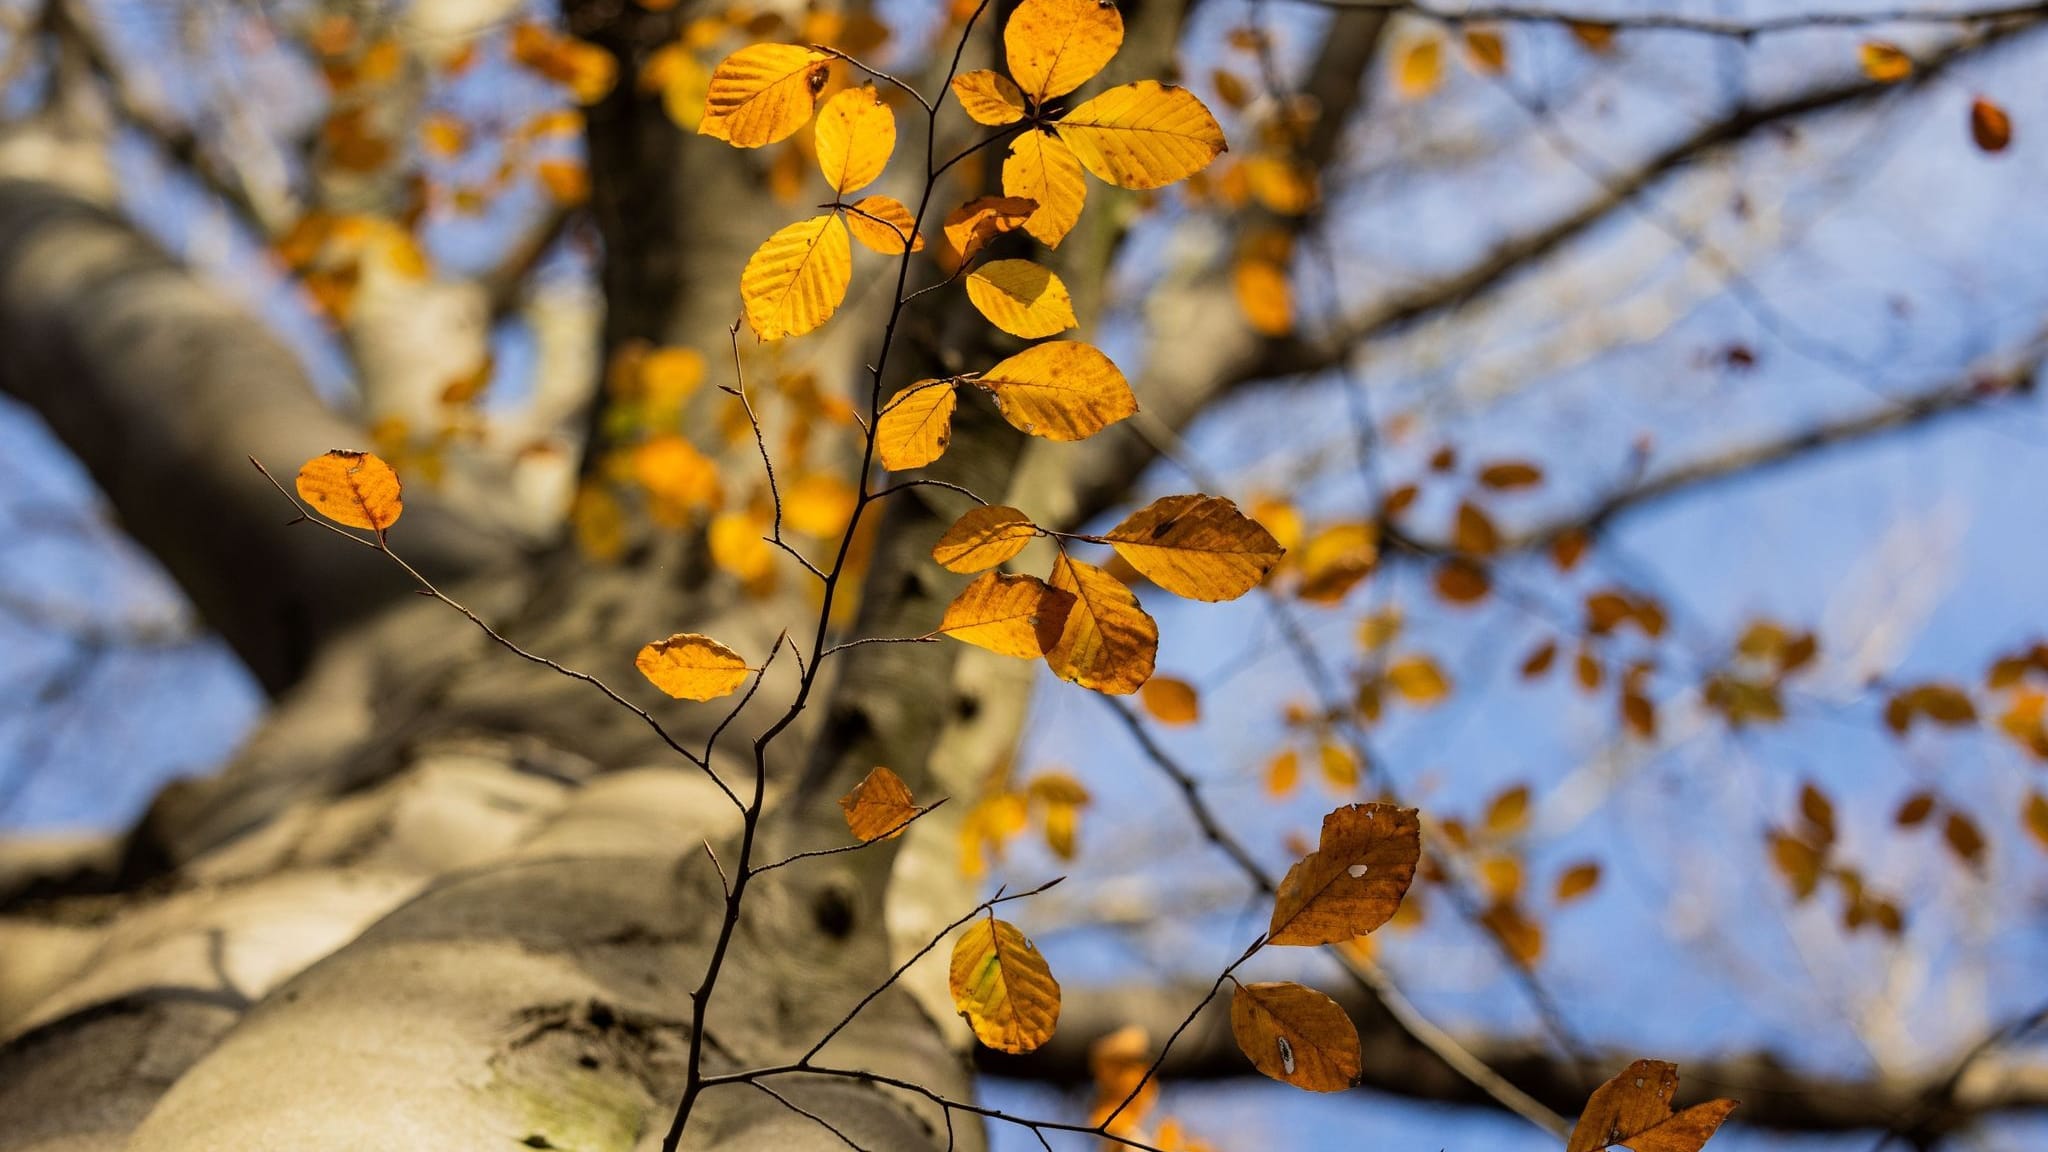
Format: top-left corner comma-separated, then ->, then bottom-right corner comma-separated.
839,766 -> 919,841
1555,861 -> 1602,905
1971,96 -> 2013,153
1268,804 -> 1421,946
1568,1060 -> 1738,1152
1045,552 -> 1158,695
1230,981 -> 1361,1092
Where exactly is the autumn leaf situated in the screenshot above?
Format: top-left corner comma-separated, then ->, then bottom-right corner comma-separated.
1268,803 -> 1421,946
1028,771 -> 1090,859
1464,26 -> 1508,75
1972,96 -> 2012,153
840,765 -> 920,841
1230,981 -> 1361,1092
966,259 -> 1077,338
699,43 -> 831,147
844,194 -> 924,253
1104,494 -> 1285,602
635,633 -> 751,701
1045,552 -> 1158,695
1567,1060 -> 1737,1152
1394,34 -> 1444,100
1555,861 -> 1602,905
1859,41 -> 1913,84
1386,655 -> 1450,705
940,571 -> 1075,659
1057,81 -> 1228,190
1265,748 -> 1300,798
975,341 -> 1136,440
952,69 -> 1028,125
933,505 -> 1041,573
1003,129 -> 1088,247
296,450 -> 404,531
1485,784 -> 1531,836
944,195 -> 1039,261
1234,257 -> 1293,335
1005,0 -> 1123,104
877,381 -> 959,470
1140,675 -> 1200,725
814,85 -> 895,195
740,213 -> 851,339
950,916 -> 1061,1053
1479,460 -> 1544,489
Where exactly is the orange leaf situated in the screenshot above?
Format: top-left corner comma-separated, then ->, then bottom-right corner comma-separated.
700,43 -> 831,147
815,84 -> 896,194
1005,0 -> 1123,104
295,450 -> 403,531
1230,981 -> 1361,1092
740,213 -> 851,339
1971,96 -> 2013,153
1045,552 -> 1157,695
844,194 -> 924,254
944,195 -> 1039,261
876,381 -> 958,470
975,341 -> 1136,440
950,916 -> 1062,1053
1859,41 -> 1913,84
1003,129 -> 1089,247
635,633 -> 751,701
952,69 -> 1028,125
966,259 -> 1077,339
1104,494 -> 1285,602
934,505 -> 1041,573
940,571 -> 1075,659
1140,675 -> 1200,725
1555,861 -> 1602,905
1567,1060 -> 1737,1152
840,765 -> 920,841
1268,804 -> 1421,946
1057,81 -> 1227,190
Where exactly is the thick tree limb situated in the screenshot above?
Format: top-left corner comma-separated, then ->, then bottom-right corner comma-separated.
0,179 -> 517,693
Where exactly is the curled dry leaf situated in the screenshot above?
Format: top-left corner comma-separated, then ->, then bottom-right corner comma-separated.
1003,130 -> 1088,247
950,916 -> 1061,1053
1567,1059 -> 1737,1152
295,450 -> 403,531
1230,981 -> 1362,1092
844,194 -> 924,254
1045,552 -> 1157,695
876,381 -> 958,470
699,43 -> 831,147
944,195 -> 1039,261
1005,0 -> 1123,104
1057,81 -> 1228,190
951,69 -> 1028,125
740,213 -> 851,339
966,259 -> 1077,339
933,505 -> 1041,573
1105,494 -> 1285,602
939,571 -> 1075,659
975,341 -> 1136,440
1268,803 -> 1421,946
635,633 -> 751,701
839,765 -> 919,842
814,85 -> 895,195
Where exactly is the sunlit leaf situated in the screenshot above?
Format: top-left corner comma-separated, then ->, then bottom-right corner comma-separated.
1004,129 -> 1089,247
844,194 -> 925,253
815,84 -> 896,194
1045,552 -> 1157,695
1567,1060 -> 1738,1152
949,916 -> 1061,1053
934,505 -> 1041,573
1140,675 -> 1200,725
1230,981 -> 1361,1092
940,571 -> 1075,659
966,259 -> 1077,339
952,69 -> 1029,125
1265,748 -> 1300,798
699,43 -> 831,147
1057,81 -> 1228,190
1005,0 -> 1123,103
740,213 -> 852,339
296,450 -> 404,531
1268,803 -> 1421,946
876,381 -> 959,470
1386,655 -> 1450,706
1393,34 -> 1443,100
975,341 -> 1136,440
840,765 -> 920,841
635,632 -> 750,701
1104,494 -> 1285,602
944,195 -> 1039,260
1234,257 -> 1293,335
1859,41 -> 1912,84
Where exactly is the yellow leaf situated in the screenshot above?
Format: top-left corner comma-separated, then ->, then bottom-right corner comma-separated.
639,346 -> 707,406
422,114 -> 468,157
1464,26 -> 1508,75
1028,771 -> 1091,860
1297,523 -> 1377,603
1003,129 -> 1088,247
1104,494 -> 1285,602
1242,154 -> 1318,215
944,195 -> 1039,261
783,473 -> 857,537
952,69 -> 1028,125
1046,552 -> 1158,695
1386,654 -> 1450,705
975,341 -> 1135,441
1860,41 -> 1913,84
950,916 -> 1061,1053
1004,0 -> 1123,104
1268,804 -> 1421,946
934,505 -> 1041,573
1394,34 -> 1444,100
699,43 -> 831,147
1317,741 -> 1358,792
1567,1060 -> 1738,1152
814,84 -> 895,195
940,571 -> 1076,659
876,381 -> 958,470
1057,81 -> 1227,190
1140,675 -> 1200,725
965,259 -> 1077,339
1485,784 -> 1531,836
296,450 -> 403,531
741,213 -> 851,340
635,632 -> 751,700
1264,748 -> 1300,798
1230,981 -> 1361,1092
845,194 -> 924,253
652,45 -> 710,129
537,159 -> 590,205
1555,861 -> 1601,905
561,39 -> 618,104
632,434 -> 721,522
840,765 -> 920,841
1234,257 -> 1292,335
